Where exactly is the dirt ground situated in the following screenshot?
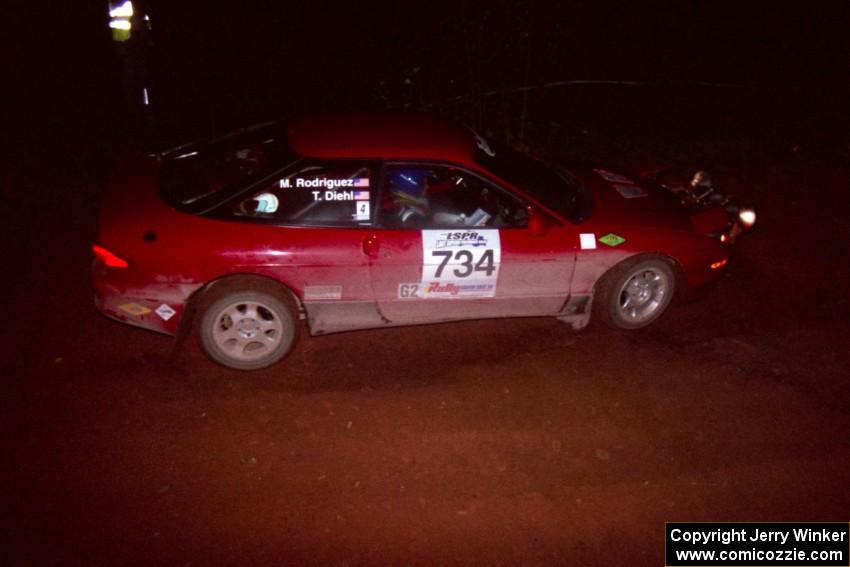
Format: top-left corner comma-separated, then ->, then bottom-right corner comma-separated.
4,156 -> 850,566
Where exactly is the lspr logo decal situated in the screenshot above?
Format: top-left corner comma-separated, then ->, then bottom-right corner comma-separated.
435,231 -> 489,248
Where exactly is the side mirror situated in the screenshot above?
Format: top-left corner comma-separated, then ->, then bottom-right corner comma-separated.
528,206 -> 550,237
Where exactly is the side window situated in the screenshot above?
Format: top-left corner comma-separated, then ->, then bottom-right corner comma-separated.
233,162 -> 374,226
379,164 -> 529,229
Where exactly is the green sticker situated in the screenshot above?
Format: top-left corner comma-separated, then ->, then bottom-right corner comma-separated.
599,233 -> 626,247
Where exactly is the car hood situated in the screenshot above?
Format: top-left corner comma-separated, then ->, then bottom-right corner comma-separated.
569,165 -> 692,233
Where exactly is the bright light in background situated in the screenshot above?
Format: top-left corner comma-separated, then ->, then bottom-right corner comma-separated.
109,1 -> 134,18
108,1 -> 146,42
109,19 -> 132,30
738,208 -> 756,228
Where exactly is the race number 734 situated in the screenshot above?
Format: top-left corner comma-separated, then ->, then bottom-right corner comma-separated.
421,229 -> 501,284
431,249 -> 496,278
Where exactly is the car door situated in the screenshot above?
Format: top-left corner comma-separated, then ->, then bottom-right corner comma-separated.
367,163 -> 576,324
223,160 -> 387,333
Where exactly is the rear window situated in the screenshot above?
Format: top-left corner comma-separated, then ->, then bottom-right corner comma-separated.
230,162 -> 377,227
158,123 -> 299,213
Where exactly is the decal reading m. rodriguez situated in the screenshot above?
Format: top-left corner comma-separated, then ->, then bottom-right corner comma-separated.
279,177 -> 370,189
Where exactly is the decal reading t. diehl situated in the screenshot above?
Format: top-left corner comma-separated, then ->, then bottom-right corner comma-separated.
416,229 -> 501,298
310,190 -> 364,201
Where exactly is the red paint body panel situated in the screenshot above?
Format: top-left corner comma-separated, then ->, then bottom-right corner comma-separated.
93,114 -> 735,338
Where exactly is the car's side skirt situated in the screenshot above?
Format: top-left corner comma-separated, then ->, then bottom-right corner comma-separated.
304,297 -> 590,335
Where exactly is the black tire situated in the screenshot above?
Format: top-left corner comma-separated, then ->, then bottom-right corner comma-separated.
199,289 -> 297,370
594,255 -> 677,330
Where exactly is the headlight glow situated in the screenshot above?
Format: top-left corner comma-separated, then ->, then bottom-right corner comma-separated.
738,208 -> 756,228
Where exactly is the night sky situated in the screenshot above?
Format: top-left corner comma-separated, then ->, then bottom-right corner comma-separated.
11,1 -> 850,155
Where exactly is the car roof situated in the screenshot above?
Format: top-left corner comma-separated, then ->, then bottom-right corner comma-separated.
287,113 -> 476,164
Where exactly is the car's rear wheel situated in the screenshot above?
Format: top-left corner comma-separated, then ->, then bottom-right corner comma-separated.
595,255 -> 677,330
199,290 -> 297,370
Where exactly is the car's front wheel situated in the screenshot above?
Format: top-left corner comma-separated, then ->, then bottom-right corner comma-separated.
199,290 -> 297,370
595,256 -> 677,330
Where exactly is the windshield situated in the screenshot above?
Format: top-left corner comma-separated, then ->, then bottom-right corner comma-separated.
473,138 -> 591,223
159,123 -> 299,214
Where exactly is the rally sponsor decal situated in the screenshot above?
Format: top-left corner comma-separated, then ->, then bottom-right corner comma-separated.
408,229 -> 501,298
155,303 -> 176,321
423,281 -> 496,298
304,285 -> 343,300
398,281 -> 497,299
598,233 -> 626,247
118,303 -> 151,316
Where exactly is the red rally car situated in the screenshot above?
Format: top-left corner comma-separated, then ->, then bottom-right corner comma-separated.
93,113 -> 755,370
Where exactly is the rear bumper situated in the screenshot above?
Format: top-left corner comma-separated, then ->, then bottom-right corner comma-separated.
92,262 -> 201,336
93,291 -> 180,336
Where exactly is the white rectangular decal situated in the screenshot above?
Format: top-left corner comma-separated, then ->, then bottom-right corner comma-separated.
304,285 -> 343,300
579,233 -> 597,250
418,229 -> 500,298
354,201 -> 370,221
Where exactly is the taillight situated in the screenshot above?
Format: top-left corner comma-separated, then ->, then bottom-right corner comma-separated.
92,244 -> 129,268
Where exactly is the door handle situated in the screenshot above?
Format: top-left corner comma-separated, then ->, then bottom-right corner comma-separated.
362,235 -> 379,258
